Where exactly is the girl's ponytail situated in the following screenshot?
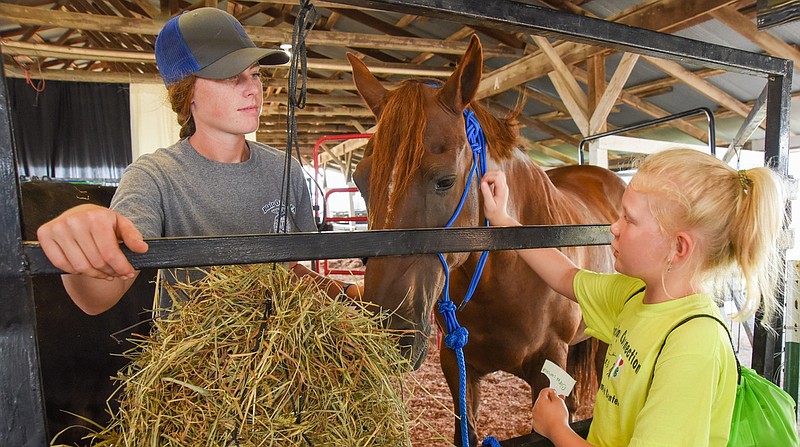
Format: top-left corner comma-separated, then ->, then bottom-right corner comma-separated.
728,167 -> 785,323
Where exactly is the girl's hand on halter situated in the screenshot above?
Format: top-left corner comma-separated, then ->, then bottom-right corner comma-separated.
481,171 -> 520,227
532,387 -> 571,441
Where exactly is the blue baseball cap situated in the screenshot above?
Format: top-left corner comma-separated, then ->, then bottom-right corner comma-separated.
154,7 -> 290,86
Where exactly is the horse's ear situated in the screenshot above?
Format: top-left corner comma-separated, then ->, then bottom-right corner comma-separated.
439,34 -> 483,113
347,53 -> 388,118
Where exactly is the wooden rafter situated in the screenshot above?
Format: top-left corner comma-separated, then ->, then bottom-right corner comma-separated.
0,0 -> 794,166
641,56 -> 752,119
589,53 -> 639,135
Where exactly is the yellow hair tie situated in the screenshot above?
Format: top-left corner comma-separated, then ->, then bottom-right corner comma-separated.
738,169 -> 752,193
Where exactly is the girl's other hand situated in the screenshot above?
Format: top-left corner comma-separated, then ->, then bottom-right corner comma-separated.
532,387 -> 570,440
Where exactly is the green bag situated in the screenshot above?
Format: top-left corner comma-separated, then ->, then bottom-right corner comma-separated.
728,365 -> 799,447
656,314 -> 799,447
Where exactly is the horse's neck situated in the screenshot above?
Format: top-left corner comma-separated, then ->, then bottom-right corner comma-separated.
497,156 -> 580,225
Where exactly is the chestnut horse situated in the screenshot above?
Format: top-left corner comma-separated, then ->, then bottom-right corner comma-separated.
348,35 -> 625,446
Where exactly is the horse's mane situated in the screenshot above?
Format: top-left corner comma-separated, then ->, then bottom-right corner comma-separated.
369,79 -> 521,224
469,99 -> 521,160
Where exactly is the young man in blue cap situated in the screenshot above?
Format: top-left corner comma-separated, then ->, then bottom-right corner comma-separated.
37,8 -> 354,314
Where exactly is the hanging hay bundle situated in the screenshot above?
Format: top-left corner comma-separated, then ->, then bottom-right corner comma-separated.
88,264 -> 415,446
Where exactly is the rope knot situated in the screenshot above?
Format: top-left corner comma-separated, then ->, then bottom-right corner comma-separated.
438,299 -> 457,314
481,436 -> 502,447
463,108 -> 486,155
437,298 -> 461,333
444,326 -> 469,350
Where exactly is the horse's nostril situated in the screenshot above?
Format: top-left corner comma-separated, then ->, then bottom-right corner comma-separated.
410,333 -> 430,370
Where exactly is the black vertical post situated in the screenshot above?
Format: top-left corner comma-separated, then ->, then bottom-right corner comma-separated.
752,60 -> 793,383
0,57 -> 48,444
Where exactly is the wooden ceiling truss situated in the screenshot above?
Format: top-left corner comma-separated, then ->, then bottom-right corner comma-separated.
1,0 -> 797,173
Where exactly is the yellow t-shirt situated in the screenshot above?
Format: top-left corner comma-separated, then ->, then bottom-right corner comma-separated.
574,270 -> 737,447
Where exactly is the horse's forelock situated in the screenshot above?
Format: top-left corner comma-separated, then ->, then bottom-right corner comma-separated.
368,81 -> 428,225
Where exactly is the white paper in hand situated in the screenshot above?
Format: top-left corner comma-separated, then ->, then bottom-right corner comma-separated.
541,359 -> 576,397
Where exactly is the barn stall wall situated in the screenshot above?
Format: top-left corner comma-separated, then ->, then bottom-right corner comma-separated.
0,1 -> 793,446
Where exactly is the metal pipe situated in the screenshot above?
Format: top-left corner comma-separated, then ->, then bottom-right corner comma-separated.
577,107 -> 716,164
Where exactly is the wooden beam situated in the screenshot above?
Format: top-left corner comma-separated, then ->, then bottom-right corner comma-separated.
709,5 -> 800,66
266,78 -> 357,91
613,0 -> 737,34
589,53 -> 639,135
534,62 -> 729,149
532,36 -> 588,118
262,105 -> 375,117
318,131 -> 375,164
0,3 -> 516,57
301,58 -> 452,77
570,62 -> 714,143
410,26 -> 473,65
594,135 -> 710,155
258,124 -> 364,133
626,67 -> 726,96
478,0 -> 736,99
247,0 -> 383,10
587,53 -> 606,118
1,40 -> 455,78
486,103 -> 580,147
264,93 -> 367,106
616,92 -> 712,143
261,115 -> 375,125
547,71 -> 589,136
4,64 -> 161,83
530,36 -> 589,136
479,40 -> 594,100
0,39 -> 154,63
518,84 -> 568,114
525,139 -> 576,164
130,0 -> 160,18
642,55 -> 752,118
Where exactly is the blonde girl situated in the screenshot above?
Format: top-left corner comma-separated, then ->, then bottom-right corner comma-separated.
480,148 -> 785,446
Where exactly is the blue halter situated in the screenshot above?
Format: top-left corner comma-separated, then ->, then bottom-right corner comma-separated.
435,105 -> 493,446
437,108 -> 490,311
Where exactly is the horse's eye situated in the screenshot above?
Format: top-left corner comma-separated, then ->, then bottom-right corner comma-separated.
435,176 -> 456,192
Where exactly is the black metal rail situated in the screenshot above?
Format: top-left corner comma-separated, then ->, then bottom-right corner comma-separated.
24,225 -> 612,275
328,0 -> 789,76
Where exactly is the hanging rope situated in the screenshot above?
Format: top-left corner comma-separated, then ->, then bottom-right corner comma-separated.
279,0 -> 318,234
273,3 -> 318,446
24,66 -> 45,93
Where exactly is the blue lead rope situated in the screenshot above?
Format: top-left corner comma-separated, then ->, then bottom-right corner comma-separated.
435,106 -> 494,446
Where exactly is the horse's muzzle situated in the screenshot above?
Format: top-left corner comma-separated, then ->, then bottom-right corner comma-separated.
398,329 -> 430,371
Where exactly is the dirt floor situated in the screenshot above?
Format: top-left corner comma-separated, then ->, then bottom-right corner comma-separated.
404,336 -> 535,446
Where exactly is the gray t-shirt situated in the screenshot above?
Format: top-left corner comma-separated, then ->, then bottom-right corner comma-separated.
111,138 -> 316,237
110,138 -> 317,310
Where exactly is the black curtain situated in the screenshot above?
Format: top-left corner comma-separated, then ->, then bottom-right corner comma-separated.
9,78 -> 132,182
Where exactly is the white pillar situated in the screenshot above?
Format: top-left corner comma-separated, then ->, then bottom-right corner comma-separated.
129,83 -> 180,160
